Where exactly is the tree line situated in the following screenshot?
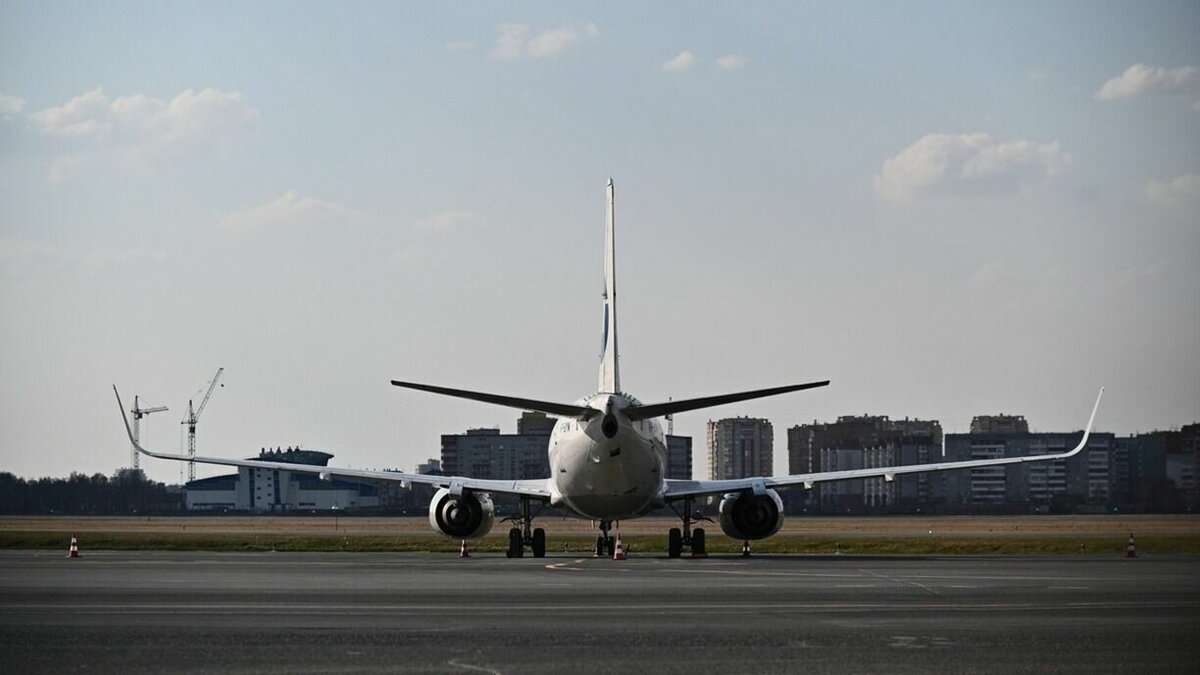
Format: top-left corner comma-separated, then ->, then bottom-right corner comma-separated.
0,469 -> 185,515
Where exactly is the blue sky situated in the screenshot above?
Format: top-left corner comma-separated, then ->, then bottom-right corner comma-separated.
2,2 -> 1197,482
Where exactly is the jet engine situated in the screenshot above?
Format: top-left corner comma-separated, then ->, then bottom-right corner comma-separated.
428,488 -> 495,539
719,489 -> 784,540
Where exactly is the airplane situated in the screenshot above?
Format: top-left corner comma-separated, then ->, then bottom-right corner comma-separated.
115,178 -> 1105,559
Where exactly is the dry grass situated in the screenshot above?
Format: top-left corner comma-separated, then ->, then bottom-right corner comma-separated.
3,515 -> 1197,554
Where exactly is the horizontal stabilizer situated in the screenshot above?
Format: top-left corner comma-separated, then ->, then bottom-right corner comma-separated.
391,380 -> 597,419
625,380 -> 830,421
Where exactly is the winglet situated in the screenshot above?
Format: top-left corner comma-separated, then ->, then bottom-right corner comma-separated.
1066,386 -> 1105,457
113,385 -> 137,447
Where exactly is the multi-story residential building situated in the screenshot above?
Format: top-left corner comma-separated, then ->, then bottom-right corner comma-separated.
707,417 -> 773,480
787,415 -> 942,514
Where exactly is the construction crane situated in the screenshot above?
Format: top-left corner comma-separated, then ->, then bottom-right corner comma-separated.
182,367 -> 224,482
129,396 -> 168,471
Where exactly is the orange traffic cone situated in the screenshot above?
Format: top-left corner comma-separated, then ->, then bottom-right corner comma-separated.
613,535 -> 626,560
1125,533 -> 1137,559
741,540 -> 751,557
459,540 -> 470,558
67,536 -> 80,558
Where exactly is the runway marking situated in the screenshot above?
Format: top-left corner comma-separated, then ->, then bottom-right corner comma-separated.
447,660 -> 503,675
888,635 -> 953,649
857,568 -> 942,596
545,558 -> 588,571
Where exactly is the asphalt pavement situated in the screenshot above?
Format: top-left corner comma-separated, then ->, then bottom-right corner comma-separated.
1,550 -> 1196,673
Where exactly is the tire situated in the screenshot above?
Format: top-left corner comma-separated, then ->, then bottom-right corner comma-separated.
692,528 -> 706,556
508,527 -> 524,558
532,528 -> 546,558
668,528 -> 682,558
595,535 -> 606,557
605,536 -> 616,557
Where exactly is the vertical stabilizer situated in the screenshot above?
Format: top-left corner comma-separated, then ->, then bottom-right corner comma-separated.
599,178 -> 620,393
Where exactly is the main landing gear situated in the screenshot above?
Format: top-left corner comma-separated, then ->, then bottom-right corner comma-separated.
667,495 -> 710,558
504,496 -> 546,558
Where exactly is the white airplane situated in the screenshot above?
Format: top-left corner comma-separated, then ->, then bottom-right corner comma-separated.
115,179 -> 1104,559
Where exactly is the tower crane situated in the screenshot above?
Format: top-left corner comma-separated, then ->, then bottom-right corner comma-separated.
129,396 -> 168,471
182,367 -> 224,482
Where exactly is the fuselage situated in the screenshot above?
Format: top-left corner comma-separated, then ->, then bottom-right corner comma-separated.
547,392 -> 667,520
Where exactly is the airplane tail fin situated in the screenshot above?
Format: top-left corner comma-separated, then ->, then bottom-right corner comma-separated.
599,178 -> 620,394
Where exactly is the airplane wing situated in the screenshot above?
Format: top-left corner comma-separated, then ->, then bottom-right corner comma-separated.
113,386 -> 552,500
663,387 -> 1105,499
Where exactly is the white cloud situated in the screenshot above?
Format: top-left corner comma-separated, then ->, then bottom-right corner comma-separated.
491,23 -> 530,60
28,87 -> 257,172
221,190 -> 357,231
0,93 -> 26,118
490,22 -> 596,61
714,54 -> 747,71
31,88 -> 110,136
414,211 -> 473,231
527,25 -> 578,59
663,51 -> 697,73
446,40 -> 475,51
1144,173 -> 1200,204
1095,64 -> 1198,101
874,132 -> 1071,201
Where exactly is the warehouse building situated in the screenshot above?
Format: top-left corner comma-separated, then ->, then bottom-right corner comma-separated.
185,447 -> 381,512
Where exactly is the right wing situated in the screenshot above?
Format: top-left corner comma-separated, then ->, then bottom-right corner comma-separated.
665,387 -> 1105,499
114,386 -> 551,500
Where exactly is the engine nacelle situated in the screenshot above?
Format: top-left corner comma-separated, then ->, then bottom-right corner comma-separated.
428,488 -> 495,539
719,489 -> 784,540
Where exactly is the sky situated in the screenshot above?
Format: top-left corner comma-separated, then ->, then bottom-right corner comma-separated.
1,1 -> 1198,483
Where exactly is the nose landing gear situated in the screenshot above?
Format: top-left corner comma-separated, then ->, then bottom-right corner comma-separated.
594,520 -> 616,557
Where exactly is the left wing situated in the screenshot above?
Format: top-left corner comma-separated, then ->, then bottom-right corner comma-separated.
114,386 -> 551,500
664,387 -> 1104,499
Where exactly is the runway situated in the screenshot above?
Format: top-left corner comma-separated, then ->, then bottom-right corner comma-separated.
2,551 -> 1197,673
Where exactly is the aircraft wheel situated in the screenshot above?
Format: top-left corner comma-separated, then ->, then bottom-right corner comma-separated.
668,528 -> 682,558
692,528 -> 706,556
605,536 -> 616,557
532,528 -> 546,558
507,527 -> 524,558
595,535 -> 606,557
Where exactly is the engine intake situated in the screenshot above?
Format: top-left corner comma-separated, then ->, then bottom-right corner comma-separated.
719,489 -> 784,540
428,488 -> 495,539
